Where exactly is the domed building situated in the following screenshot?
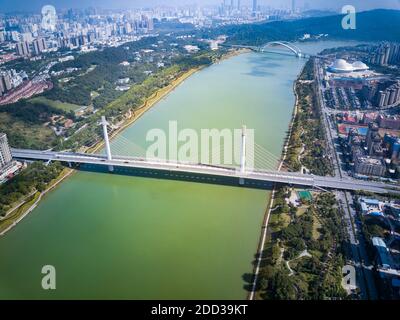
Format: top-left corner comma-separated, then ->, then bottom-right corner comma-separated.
328,59 -> 354,73
352,61 -> 369,72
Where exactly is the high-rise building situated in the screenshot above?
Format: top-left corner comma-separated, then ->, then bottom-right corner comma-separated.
375,81 -> 400,108
78,35 -> 87,46
15,41 -> 31,56
369,43 -> 400,66
384,45 -> 390,65
366,123 -> 380,156
0,133 -> 12,169
0,78 -> 4,96
354,155 -> 386,177
70,37 -> 79,47
292,0 -> 296,13
32,38 -> 46,55
148,18 -> 154,31
0,73 -> 12,95
88,32 -> 96,43
124,22 -> 132,34
252,0 -> 257,13
377,91 -> 386,108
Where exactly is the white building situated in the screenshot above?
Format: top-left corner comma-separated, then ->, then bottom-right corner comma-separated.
328,59 -> 369,73
352,61 -> 369,71
184,45 -> 200,53
0,133 -> 12,170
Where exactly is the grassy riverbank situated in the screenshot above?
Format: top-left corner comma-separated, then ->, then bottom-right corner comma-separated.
0,192 -> 40,235
285,59 -> 333,176
0,165 -> 74,235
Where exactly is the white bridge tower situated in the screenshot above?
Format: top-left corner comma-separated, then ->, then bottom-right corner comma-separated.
240,125 -> 247,173
100,116 -> 114,172
239,125 -> 247,185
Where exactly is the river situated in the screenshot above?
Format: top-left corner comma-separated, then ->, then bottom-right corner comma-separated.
0,41 -> 360,299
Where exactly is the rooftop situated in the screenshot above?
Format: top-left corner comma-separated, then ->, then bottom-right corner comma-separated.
328,59 -> 369,73
357,156 -> 384,166
372,237 -> 393,269
362,198 -> 380,206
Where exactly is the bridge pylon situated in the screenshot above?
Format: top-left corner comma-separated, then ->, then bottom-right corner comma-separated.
100,116 -> 114,172
239,125 -> 247,186
240,125 -> 246,174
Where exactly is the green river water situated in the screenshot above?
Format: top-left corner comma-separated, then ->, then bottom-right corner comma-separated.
0,41 -> 359,299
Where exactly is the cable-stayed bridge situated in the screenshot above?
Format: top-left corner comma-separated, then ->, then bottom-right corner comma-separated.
11,117 -> 400,195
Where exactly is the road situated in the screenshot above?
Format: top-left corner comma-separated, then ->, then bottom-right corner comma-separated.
336,191 -> 378,299
314,58 -> 343,178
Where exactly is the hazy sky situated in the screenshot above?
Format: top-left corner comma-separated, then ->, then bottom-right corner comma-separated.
0,0 -> 399,13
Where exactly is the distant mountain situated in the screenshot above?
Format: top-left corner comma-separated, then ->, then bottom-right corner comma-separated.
218,9 -> 400,46
301,10 -> 338,18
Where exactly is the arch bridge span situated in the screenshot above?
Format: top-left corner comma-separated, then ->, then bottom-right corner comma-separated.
260,41 -> 303,58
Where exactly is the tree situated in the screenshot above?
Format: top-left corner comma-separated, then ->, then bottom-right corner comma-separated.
270,270 -> 296,300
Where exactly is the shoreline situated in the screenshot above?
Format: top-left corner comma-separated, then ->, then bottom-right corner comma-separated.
0,48 -> 247,237
0,168 -> 74,236
248,62 -> 307,300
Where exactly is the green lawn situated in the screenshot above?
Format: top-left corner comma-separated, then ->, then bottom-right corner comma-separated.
0,113 -> 57,149
29,96 -> 83,112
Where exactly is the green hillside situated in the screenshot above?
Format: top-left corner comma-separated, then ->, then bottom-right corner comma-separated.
213,9 -> 400,46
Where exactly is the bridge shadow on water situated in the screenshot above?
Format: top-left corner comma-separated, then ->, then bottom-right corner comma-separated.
73,163 -> 276,192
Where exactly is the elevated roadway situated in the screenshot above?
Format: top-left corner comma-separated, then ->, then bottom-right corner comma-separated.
12,148 -> 400,195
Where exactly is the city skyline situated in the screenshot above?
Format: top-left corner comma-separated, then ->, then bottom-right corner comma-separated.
0,0 -> 399,13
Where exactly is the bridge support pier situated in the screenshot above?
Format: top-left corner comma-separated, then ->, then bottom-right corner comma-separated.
100,116 -> 114,172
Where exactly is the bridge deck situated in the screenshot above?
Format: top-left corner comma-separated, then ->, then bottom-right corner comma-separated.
11,149 -> 400,195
